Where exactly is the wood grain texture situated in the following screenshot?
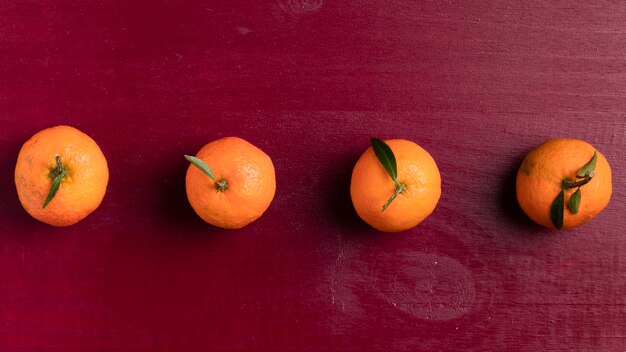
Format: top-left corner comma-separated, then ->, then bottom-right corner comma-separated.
0,1 -> 625,350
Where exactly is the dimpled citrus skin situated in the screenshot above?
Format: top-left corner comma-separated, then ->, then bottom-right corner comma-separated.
350,139 -> 441,232
185,137 -> 276,229
14,125 -> 109,227
516,138 -> 612,230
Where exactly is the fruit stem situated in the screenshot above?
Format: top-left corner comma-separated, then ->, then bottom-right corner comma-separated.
215,179 -> 228,192
43,155 -> 67,209
562,173 -> 593,190
382,182 -> 406,212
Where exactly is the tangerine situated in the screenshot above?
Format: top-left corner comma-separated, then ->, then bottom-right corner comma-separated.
14,125 -> 109,226
516,138 -> 612,230
350,139 -> 441,232
185,137 -> 276,229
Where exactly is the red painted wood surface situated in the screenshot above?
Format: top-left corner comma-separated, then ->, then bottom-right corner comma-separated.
1,1 -> 625,350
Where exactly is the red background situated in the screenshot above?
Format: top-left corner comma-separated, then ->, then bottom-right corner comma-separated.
1,1 -> 625,350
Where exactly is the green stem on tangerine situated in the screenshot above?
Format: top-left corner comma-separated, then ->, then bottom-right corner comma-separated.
215,179 -> 228,192
561,173 -> 593,190
382,182 -> 406,212
43,155 -> 67,209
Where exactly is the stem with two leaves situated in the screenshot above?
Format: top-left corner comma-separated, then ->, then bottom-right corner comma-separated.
550,151 -> 597,229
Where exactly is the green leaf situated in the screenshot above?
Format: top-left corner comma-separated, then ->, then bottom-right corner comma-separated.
185,155 -> 216,181
43,172 -> 65,209
371,138 -> 398,182
577,151 -> 597,178
568,188 -> 581,214
550,190 -> 565,229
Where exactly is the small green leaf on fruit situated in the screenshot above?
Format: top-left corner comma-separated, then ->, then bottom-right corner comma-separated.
43,172 -> 64,209
577,151 -> 597,178
550,190 -> 565,229
568,188 -> 581,214
371,138 -> 398,182
185,155 -> 216,181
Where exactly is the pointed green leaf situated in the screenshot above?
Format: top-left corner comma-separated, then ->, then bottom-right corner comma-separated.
185,155 -> 216,181
550,190 -> 565,229
371,138 -> 397,182
43,172 -> 65,209
568,188 -> 581,214
577,151 -> 597,178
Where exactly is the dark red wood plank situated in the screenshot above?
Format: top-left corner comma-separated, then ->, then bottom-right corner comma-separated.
0,1 -> 625,350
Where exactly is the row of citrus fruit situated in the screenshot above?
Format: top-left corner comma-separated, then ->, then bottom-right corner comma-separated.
14,125 -> 612,231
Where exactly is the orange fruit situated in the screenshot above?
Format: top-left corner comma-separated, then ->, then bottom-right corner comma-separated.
185,137 -> 276,229
14,125 -> 109,227
350,139 -> 441,232
516,138 -> 612,230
